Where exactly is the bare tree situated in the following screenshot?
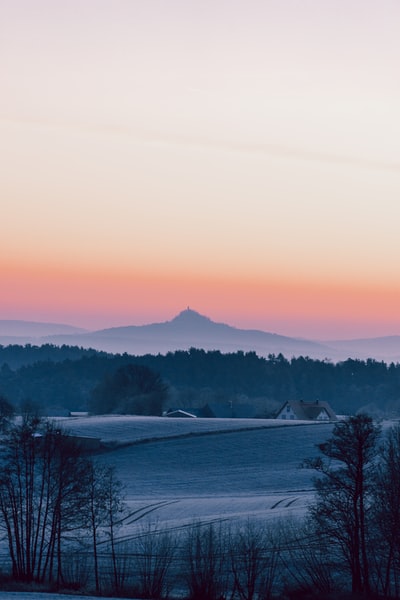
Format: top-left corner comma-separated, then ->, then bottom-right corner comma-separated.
41,426 -> 90,585
104,465 -> 125,593
85,461 -> 105,593
131,522 -> 176,599
277,517 -> 340,596
183,521 -> 230,600
228,519 -> 279,600
304,414 -> 380,594
84,462 -> 125,594
0,415 -> 91,584
371,423 -> 400,596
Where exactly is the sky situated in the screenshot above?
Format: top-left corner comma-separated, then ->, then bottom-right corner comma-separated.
1,0 -> 400,340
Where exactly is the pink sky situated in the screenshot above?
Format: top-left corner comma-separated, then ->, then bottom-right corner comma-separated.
1,1 -> 400,339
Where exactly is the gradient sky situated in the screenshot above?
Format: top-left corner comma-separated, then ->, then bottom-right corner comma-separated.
1,0 -> 400,339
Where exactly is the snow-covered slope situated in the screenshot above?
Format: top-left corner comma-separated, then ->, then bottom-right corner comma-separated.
54,415 -> 333,535
56,414 -> 320,445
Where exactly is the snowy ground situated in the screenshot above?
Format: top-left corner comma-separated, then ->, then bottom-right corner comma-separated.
1,417 -> 395,598
51,415 -> 336,539
55,414 -> 322,444
0,418 -> 329,599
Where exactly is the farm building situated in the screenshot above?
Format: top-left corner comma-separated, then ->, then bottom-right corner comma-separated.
275,400 -> 337,422
164,403 -> 257,419
164,409 -> 198,418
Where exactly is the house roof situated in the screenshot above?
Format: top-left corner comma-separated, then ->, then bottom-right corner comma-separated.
164,409 -> 198,418
277,400 -> 337,421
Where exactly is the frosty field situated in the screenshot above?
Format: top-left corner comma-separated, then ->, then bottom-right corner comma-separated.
54,416 -> 334,537
0,416 -> 394,599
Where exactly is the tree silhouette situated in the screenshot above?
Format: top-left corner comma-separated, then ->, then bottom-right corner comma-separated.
90,363 -> 168,415
305,414 -> 380,594
0,415 -> 90,583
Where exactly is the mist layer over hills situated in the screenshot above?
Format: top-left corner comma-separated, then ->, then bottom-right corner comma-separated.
1,309 -> 400,363
0,320 -> 87,338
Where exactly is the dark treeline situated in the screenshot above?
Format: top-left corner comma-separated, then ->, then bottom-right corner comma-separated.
0,344 -> 400,416
0,343 -> 106,369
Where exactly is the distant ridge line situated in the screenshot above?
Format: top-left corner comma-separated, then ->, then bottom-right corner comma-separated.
0,309 -> 400,362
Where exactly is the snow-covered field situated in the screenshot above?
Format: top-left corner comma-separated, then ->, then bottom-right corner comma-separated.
52,415 -> 334,539
55,414 -> 322,444
1,417 -> 395,599
0,417 -> 335,599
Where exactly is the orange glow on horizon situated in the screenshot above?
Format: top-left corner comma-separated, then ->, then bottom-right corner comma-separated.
2,258 -> 400,338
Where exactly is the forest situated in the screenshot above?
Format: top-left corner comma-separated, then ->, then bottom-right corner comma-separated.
0,344 -> 399,417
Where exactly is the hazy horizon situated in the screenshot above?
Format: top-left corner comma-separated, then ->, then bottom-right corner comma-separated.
2,1 -> 400,340
2,307 -> 400,342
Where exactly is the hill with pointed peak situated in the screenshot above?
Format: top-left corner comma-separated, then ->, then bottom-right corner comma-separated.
1,310 -> 400,362
42,308 -> 332,358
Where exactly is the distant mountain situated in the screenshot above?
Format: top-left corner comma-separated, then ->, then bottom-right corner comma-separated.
41,308 -> 333,358
0,310 -> 400,362
0,320 -> 88,345
325,336 -> 400,364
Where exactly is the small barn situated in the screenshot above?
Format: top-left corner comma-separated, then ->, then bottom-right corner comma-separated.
275,400 -> 337,422
164,409 -> 198,418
